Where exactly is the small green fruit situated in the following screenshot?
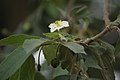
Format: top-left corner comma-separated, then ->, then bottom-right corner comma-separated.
51,58 -> 60,68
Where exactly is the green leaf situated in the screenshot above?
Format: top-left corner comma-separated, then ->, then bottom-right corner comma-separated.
43,45 -> 58,65
23,38 -> 47,53
43,32 -> 59,38
115,39 -> 120,56
62,42 -> 86,54
0,34 -> 40,46
59,34 -> 68,41
88,41 -> 115,80
0,38 -> 46,80
101,52 -> 115,80
53,66 -> 68,78
53,75 -> 70,80
111,14 -> 120,26
35,71 -> 46,80
89,78 -> 101,80
9,55 -> 35,80
20,55 -> 35,80
61,60 -> 71,70
9,69 -> 20,80
88,42 -> 106,55
0,47 -> 28,80
87,68 -> 103,79
100,40 -> 115,60
84,55 -> 101,69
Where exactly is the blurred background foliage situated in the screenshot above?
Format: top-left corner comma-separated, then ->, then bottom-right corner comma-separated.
0,0 -> 120,79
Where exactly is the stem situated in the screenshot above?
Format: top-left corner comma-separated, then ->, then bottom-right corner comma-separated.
38,48 -> 42,65
37,48 -> 42,71
56,44 -> 60,57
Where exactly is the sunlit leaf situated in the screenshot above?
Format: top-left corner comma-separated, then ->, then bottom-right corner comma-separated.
43,32 -> 59,38
62,42 -> 86,54
9,69 -> 20,80
43,45 -> 58,65
0,47 -> 28,80
0,38 -> 47,80
23,38 -> 47,53
0,34 -> 40,46
59,34 -> 68,41
9,55 -> 35,80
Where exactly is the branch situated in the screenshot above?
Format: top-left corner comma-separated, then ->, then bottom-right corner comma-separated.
103,0 -> 110,26
84,26 -> 120,44
78,0 -> 120,44
64,0 -> 75,19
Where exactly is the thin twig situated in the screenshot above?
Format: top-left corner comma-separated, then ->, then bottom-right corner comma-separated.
103,0 -> 110,26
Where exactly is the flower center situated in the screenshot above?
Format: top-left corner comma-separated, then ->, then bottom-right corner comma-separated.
54,20 -> 62,27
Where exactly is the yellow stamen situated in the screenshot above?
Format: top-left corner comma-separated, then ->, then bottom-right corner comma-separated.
54,20 -> 62,27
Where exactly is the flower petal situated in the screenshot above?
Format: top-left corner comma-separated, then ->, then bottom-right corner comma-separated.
61,21 -> 69,27
48,20 -> 69,32
50,27 -> 57,32
57,26 -> 64,30
48,23 -> 56,28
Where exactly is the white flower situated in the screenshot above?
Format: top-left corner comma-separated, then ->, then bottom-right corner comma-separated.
34,48 -> 46,65
48,20 -> 69,32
